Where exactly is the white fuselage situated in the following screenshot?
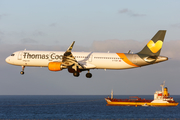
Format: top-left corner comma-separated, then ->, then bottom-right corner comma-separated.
6,50 -> 139,70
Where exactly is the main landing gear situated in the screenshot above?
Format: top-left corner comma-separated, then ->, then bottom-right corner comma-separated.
73,70 -> 92,78
20,66 -> 25,75
73,71 -> 80,77
86,71 -> 92,78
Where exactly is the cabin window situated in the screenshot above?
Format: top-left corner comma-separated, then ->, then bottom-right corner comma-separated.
94,57 -> 121,59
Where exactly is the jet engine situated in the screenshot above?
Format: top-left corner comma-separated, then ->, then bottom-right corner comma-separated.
48,62 -> 64,71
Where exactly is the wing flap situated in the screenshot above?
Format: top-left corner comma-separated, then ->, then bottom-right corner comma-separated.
78,62 -> 96,69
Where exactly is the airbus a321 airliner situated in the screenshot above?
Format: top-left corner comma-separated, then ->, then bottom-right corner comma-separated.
6,30 -> 168,78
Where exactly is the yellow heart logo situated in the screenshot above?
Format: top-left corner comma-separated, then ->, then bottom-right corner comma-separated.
147,40 -> 163,53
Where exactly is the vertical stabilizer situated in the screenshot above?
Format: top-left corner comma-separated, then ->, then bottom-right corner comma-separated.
138,30 -> 166,56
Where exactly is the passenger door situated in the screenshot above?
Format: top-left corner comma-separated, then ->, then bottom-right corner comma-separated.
17,52 -> 23,60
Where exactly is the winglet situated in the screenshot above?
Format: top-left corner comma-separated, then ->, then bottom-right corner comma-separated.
67,41 -> 75,51
63,41 -> 76,60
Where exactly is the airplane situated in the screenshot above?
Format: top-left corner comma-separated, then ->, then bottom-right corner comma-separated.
6,30 -> 168,78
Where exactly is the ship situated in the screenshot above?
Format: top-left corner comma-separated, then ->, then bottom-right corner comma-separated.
105,81 -> 178,107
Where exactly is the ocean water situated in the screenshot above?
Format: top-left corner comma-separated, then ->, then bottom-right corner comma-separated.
0,95 -> 180,119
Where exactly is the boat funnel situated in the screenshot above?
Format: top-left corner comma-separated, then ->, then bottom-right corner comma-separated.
164,87 -> 169,97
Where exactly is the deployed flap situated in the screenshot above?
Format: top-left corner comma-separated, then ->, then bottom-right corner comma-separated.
78,62 -> 96,69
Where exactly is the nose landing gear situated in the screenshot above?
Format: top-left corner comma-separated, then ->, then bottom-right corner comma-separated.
20,66 -> 25,75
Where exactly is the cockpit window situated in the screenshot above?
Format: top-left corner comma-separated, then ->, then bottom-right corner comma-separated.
11,54 -> 15,56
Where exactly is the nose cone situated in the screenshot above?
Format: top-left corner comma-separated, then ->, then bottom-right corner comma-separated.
5,56 -> 11,64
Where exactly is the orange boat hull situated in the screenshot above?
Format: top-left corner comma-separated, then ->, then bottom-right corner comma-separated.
105,99 -> 179,107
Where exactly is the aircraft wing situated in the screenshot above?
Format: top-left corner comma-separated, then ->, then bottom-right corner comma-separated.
62,41 -> 85,71
62,41 -> 77,66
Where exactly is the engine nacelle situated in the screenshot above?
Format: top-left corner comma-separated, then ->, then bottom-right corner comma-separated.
48,62 -> 63,71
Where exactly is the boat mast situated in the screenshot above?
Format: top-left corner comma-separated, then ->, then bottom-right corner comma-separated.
160,81 -> 165,97
111,89 -> 113,99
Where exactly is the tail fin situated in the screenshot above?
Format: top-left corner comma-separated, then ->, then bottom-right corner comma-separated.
138,30 -> 166,56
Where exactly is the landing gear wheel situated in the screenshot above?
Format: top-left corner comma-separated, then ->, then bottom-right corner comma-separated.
73,72 -> 80,77
20,66 -> 25,75
20,71 -> 24,75
86,73 -> 92,78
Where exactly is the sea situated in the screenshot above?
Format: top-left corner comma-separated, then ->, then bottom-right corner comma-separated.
0,95 -> 180,119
